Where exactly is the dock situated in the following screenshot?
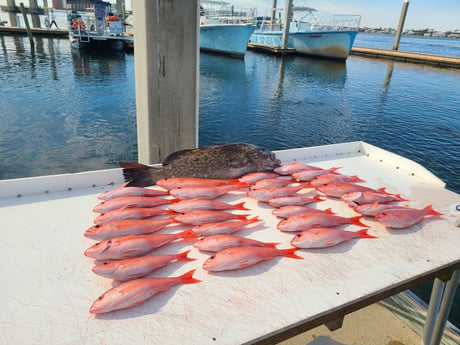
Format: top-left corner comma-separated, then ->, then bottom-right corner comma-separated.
351,47 -> 460,69
248,41 -> 460,69
0,26 -> 68,37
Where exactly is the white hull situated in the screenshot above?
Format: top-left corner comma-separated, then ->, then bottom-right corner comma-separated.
200,24 -> 255,57
250,30 -> 358,61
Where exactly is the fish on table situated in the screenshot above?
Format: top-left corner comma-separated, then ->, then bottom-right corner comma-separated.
168,199 -> 249,213
89,269 -> 201,314
310,174 -> 365,187
191,217 -> 262,236
84,218 -> 176,241
374,205 -> 443,229
202,246 -> 303,272
93,196 -> 179,214
292,167 -> 341,182
156,177 -> 242,190
291,228 -> 377,249
94,206 -> 175,225
354,203 -> 412,217
268,195 -> 325,207
272,205 -> 335,218
173,210 -> 250,225
273,162 -> 323,175
92,250 -> 196,281
238,172 -> 281,184
168,183 -> 248,200
120,143 -> 280,187
247,183 -> 312,202
340,191 -> 408,207
316,182 -> 388,198
84,230 -> 199,260
194,234 -> 279,252
278,213 -> 368,232
250,177 -> 296,190
98,181 -> 169,200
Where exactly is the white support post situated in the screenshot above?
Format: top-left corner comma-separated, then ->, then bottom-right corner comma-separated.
133,0 -> 199,165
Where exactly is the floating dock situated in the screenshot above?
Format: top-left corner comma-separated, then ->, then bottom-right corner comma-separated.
248,41 -> 460,69
351,47 -> 460,69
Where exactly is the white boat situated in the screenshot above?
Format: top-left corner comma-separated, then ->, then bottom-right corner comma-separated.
250,5 -> 361,61
68,0 -> 133,51
200,1 -> 256,57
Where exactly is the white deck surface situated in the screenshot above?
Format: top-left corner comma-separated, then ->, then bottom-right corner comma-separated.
1,141 -> 459,345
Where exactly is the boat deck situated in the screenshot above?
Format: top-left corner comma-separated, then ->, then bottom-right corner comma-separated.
0,141 -> 459,345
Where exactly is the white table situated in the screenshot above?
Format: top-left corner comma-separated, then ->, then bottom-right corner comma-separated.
1,141 -> 459,345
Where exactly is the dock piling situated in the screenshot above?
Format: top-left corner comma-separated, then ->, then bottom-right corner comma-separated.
392,0 -> 410,51
19,2 -> 34,46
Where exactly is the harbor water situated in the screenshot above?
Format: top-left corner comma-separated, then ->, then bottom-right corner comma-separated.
0,34 -> 459,328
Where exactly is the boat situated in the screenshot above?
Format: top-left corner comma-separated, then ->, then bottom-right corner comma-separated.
199,1 -> 256,57
68,0 -> 133,51
249,4 -> 361,61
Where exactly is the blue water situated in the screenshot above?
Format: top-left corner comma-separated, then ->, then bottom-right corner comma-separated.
0,34 -> 459,328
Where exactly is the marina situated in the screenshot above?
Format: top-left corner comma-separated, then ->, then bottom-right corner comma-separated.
1,1 -> 460,344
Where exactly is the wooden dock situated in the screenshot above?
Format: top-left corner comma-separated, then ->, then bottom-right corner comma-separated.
351,47 -> 460,69
0,26 -> 68,37
248,41 -> 460,69
247,42 -> 296,55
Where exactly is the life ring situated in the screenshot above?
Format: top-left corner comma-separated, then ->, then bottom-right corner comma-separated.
72,19 -> 86,31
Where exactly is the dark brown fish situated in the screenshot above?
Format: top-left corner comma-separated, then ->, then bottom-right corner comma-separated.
121,143 -> 280,187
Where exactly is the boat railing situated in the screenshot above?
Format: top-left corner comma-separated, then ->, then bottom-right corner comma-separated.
256,14 -> 361,33
200,1 -> 256,25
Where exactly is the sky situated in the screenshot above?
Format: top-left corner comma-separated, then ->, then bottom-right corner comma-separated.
229,0 -> 460,32
2,1 -> 458,32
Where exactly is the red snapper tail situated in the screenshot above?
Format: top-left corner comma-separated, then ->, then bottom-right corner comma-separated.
279,248 -> 303,260
176,250 -> 196,262
424,205 -> 444,216
356,229 -> 378,239
178,269 -> 201,284
349,216 -> 369,227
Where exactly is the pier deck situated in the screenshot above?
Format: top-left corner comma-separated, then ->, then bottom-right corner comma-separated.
0,26 -> 68,37
351,47 -> 460,69
247,41 -> 460,69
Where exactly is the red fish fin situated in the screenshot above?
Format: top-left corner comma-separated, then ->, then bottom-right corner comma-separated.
237,214 -> 251,221
356,229 -> 378,239
313,195 -> 326,202
280,248 -> 303,259
234,182 -> 250,189
233,202 -> 250,210
266,242 -> 281,248
351,175 -> 366,183
180,229 -> 201,239
394,194 -> 409,201
424,205 -> 444,216
300,182 -> 314,189
247,216 -> 262,224
168,198 -> 182,203
227,178 -> 246,184
176,250 -> 196,262
350,216 -> 369,227
330,167 -> 342,174
324,208 -> 336,214
178,269 -> 201,284
376,187 -> 387,193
